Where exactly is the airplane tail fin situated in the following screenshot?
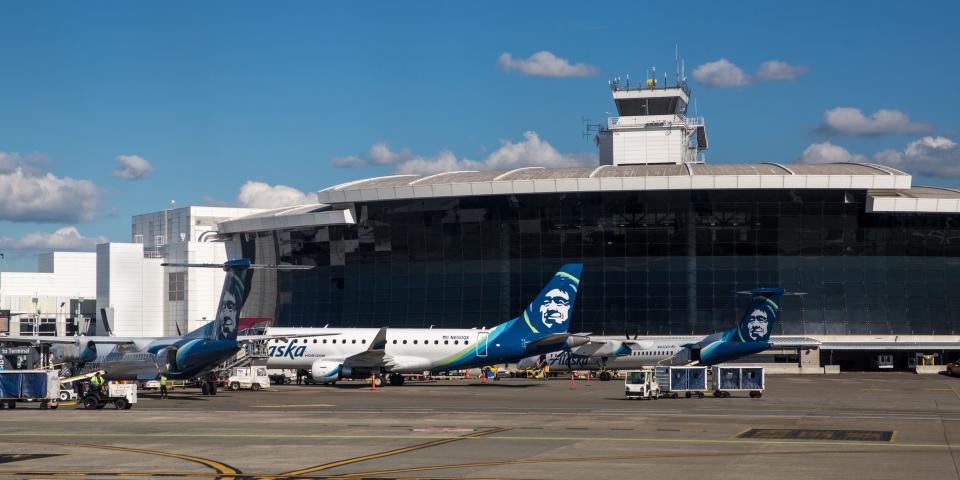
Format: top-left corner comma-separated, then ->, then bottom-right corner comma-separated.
730,288 -> 784,343
162,259 -> 312,341
517,264 -> 583,339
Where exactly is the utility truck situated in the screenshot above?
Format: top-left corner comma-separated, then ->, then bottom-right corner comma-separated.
624,368 -> 660,399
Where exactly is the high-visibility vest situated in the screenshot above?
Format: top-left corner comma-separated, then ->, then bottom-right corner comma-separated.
91,375 -> 104,386
160,376 -> 167,386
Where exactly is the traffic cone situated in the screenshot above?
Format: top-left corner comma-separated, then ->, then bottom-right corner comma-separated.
371,375 -> 376,391
569,372 -> 576,390
586,372 -> 592,386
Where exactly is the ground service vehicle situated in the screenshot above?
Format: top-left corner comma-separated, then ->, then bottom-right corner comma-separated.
228,366 -> 270,391
81,383 -> 137,410
624,368 -> 660,399
712,366 -> 765,398
0,370 -> 60,409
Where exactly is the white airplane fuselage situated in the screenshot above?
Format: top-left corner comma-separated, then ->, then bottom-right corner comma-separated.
265,327 -> 522,376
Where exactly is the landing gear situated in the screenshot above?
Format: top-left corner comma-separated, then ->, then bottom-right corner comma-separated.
598,371 -> 613,382
389,374 -> 405,386
372,375 -> 384,388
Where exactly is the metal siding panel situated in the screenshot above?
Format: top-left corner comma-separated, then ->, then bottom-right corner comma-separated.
714,176 -> 737,189
621,177 -> 646,191
759,176 -> 784,189
667,176 -> 691,190
491,182 -> 514,195
512,180 -> 535,194
555,178 -> 579,192
805,176 -> 830,188
577,178 -> 602,191
599,177 -> 623,191
645,176 -> 669,190
471,183 -> 493,195
533,179 -> 558,193
737,176 -> 762,189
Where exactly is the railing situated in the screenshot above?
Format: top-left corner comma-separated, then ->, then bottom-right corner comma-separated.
608,115 -> 704,128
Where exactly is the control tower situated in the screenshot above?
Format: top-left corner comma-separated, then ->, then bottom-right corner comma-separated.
596,70 -> 708,165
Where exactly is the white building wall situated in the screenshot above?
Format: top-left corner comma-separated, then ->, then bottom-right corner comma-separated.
0,252 -> 96,335
164,242 -> 229,335
96,243 -> 164,337
611,128 -> 683,165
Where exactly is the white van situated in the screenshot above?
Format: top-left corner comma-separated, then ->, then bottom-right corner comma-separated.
227,366 -> 270,391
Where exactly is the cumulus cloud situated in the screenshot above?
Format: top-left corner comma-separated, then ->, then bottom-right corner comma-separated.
754,60 -> 810,81
0,226 -> 107,253
692,59 -> 750,87
0,151 -> 48,175
797,142 -> 867,164
693,58 -> 808,87
112,154 -> 153,180
331,131 -> 596,175
498,51 -> 599,78
817,107 -> 933,137
873,136 -> 960,178
235,181 -> 314,208
0,152 -> 100,223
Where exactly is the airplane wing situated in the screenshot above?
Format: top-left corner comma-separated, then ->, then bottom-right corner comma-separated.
0,335 -> 137,345
340,327 -> 396,369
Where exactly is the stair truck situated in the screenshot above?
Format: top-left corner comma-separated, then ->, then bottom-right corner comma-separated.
624,368 -> 661,399
655,366 -> 708,398
711,366 -> 765,398
0,370 -> 61,409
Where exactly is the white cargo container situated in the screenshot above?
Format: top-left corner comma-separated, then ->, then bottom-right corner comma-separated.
655,366 -> 708,398
711,366 -> 765,398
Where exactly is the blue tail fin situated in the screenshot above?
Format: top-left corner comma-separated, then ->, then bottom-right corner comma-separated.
732,288 -> 784,343
519,264 -> 583,337
164,259 -> 255,342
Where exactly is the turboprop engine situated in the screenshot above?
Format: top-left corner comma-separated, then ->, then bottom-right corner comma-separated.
564,335 -> 590,349
50,338 -> 98,364
310,359 -> 343,381
156,346 -> 178,375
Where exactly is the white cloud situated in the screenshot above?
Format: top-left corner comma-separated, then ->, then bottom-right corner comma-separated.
873,136 -> 960,178
692,59 -> 750,87
0,157 -> 100,223
693,58 -> 808,87
236,181 -> 313,208
754,60 -> 809,81
0,226 -> 107,253
498,51 -> 599,78
0,151 -> 48,175
112,154 -> 153,180
797,142 -> 867,164
818,107 -> 933,137
332,131 -> 596,175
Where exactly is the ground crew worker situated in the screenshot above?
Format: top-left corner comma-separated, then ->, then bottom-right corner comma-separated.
89,372 -> 105,395
159,374 -> 168,399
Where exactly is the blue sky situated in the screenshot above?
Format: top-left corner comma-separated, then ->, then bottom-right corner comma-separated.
0,1 -> 958,271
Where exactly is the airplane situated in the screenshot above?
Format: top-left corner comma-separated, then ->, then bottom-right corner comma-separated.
1,259 -> 334,394
517,287 -> 791,379
263,263 -> 586,386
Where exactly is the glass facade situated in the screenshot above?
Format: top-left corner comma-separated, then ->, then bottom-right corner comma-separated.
243,189 -> 960,337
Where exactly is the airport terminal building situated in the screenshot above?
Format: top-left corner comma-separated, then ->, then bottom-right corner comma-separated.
219,79 -> 960,370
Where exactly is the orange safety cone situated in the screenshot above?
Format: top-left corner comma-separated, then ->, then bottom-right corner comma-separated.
586,372 -> 592,387
464,369 -> 470,381
481,370 -> 487,384
569,372 -> 576,390
371,375 -> 377,391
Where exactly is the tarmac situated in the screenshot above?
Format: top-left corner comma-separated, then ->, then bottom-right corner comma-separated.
2,372 -> 960,479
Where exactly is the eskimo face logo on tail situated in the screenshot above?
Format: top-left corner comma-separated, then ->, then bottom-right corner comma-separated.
738,299 -> 776,343
539,288 -> 571,329
745,309 -> 769,341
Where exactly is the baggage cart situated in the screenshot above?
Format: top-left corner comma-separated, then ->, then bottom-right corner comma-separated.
0,370 -> 61,409
711,366 -> 765,398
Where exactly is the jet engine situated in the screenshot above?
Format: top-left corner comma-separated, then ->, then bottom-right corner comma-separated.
50,338 -> 98,364
310,360 -> 343,381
